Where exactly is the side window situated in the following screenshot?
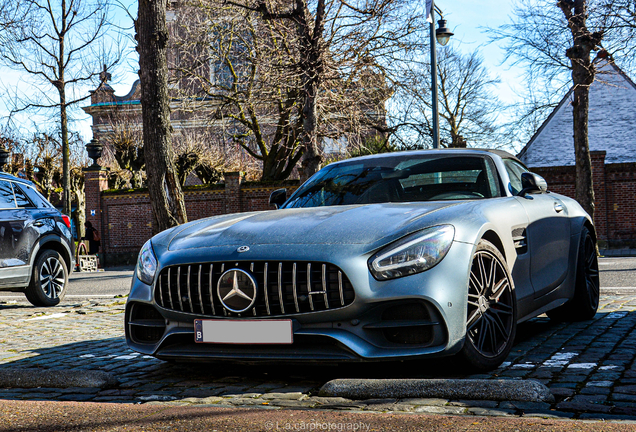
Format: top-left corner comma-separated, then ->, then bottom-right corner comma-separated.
13,184 -> 34,208
0,181 -> 16,209
503,159 -> 529,196
484,157 -> 502,197
20,184 -> 51,209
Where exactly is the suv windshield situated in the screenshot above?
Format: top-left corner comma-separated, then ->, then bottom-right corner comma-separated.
284,154 -> 501,208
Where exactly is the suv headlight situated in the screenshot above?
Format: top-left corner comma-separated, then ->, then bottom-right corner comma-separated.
369,225 -> 455,280
136,240 -> 158,285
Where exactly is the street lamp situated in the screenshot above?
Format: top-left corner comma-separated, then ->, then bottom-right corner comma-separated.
429,1 -> 453,149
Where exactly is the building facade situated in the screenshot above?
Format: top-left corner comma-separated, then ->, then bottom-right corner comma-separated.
518,57 -> 636,249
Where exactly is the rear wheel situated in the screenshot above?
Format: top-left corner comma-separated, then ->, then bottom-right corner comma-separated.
459,240 -> 517,371
25,250 -> 68,307
547,226 -> 599,321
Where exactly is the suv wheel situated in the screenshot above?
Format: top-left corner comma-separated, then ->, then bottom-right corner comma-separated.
25,250 -> 68,307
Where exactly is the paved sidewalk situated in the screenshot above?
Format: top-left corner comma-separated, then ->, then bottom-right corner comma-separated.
1,292 -> 636,422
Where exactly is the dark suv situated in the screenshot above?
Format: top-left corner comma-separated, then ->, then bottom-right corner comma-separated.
0,172 -> 74,306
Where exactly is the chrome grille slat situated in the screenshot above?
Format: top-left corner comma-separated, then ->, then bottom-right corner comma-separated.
307,263 -> 314,311
338,271 -> 344,306
208,264 -> 215,315
187,266 -> 194,313
177,267 -> 184,311
322,264 -> 330,309
167,268 -> 174,309
155,261 -> 354,318
277,262 -> 285,314
264,262 -> 271,315
251,262 -> 256,315
292,263 -> 299,313
197,265 -> 204,314
157,276 -> 163,307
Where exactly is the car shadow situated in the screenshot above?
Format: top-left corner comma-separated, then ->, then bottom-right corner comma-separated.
0,311 -> 621,403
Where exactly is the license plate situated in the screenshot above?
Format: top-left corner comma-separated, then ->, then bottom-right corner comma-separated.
194,319 -> 293,344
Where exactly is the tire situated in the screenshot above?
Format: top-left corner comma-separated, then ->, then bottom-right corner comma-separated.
25,250 -> 68,307
459,240 -> 517,371
547,226 -> 599,321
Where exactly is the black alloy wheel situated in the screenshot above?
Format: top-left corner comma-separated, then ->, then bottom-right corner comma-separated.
579,227 -> 600,315
460,240 -> 517,371
547,225 -> 599,321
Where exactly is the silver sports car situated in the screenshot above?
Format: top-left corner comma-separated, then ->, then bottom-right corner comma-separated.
125,149 -> 599,370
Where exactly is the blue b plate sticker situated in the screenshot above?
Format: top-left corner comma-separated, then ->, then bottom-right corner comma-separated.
194,319 -> 293,344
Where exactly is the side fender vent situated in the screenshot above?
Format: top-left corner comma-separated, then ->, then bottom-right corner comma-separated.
512,227 -> 528,255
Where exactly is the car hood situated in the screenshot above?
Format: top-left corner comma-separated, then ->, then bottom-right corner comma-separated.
167,202 -> 458,251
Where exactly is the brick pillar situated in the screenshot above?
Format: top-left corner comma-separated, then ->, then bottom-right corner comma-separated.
224,172 -> 243,214
83,167 -> 109,249
590,151 -> 607,243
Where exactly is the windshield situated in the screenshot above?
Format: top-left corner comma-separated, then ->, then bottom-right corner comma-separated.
283,154 -> 501,209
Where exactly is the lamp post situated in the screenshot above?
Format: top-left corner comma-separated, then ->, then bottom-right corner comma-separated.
429,0 -> 453,149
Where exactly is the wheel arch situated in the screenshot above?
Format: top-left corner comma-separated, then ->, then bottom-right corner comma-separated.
583,220 -> 597,243
29,235 -> 73,279
480,229 -> 507,263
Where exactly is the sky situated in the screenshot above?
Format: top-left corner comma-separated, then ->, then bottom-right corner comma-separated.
0,0 -> 523,144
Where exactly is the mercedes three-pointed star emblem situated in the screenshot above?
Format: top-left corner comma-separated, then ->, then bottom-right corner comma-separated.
217,269 -> 258,313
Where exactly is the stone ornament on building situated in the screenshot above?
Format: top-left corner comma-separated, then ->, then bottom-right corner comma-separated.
85,139 -> 104,170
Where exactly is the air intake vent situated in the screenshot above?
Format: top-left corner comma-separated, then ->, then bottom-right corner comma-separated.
128,303 -> 166,344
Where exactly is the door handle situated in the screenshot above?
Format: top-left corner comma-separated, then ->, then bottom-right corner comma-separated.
33,221 -> 45,227
554,202 -> 564,213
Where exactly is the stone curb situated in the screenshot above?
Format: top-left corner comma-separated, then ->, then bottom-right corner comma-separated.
319,379 -> 555,403
0,369 -> 119,389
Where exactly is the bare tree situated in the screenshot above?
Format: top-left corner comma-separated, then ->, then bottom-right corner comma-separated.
23,133 -> 63,201
172,130 -> 225,186
220,0 -> 421,180
101,117 -> 146,189
392,46 -> 506,149
0,0 -> 121,217
172,2 -> 304,181
137,0 -> 188,232
489,0 -> 636,219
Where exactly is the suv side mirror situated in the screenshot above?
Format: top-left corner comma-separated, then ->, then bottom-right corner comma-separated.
269,188 -> 287,209
518,172 -> 548,196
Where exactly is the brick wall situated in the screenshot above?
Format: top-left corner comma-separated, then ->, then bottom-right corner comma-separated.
89,172 -> 299,264
531,151 -> 636,248
88,160 -> 636,265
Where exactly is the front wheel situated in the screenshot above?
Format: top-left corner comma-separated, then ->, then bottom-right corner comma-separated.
459,240 -> 517,371
25,250 -> 68,307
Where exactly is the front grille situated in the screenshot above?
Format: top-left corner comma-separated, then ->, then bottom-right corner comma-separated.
155,261 -> 355,317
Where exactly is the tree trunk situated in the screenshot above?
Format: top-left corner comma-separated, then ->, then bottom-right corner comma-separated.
60,91 -> 71,217
59,0 -> 71,217
300,80 -> 321,182
449,129 -> 467,148
137,0 -> 187,233
572,70 -> 595,219
558,0 -> 598,220
73,181 -> 86,240
297,0 -> 325,183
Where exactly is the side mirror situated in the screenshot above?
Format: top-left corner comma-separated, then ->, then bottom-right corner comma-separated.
518,172 -> 548,196
269,188 -> 287,209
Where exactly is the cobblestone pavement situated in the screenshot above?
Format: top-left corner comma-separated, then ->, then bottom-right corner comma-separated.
1,293 -> 636,422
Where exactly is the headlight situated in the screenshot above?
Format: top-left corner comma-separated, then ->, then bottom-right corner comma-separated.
369,225 -> 455,280
136,240 -> 158,285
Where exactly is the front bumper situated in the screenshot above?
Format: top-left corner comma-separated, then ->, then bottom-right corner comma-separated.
125,240 -> 474,362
